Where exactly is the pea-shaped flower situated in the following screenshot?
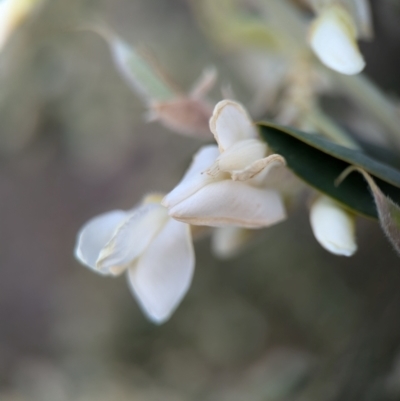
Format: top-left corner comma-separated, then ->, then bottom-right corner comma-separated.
74,194 -> 195,324
162,100 -> 287,228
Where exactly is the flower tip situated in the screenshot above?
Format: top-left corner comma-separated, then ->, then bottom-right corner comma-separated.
310,196 -> 357,257
309,5 -> 365,75
160,195 -> 170,208
209,99 -> 258,151
145,310 -> 172,325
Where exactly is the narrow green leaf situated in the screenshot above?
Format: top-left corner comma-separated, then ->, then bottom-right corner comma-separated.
84,26 -> 175,103
110,38 -> 175,102
258,121 -> 400,219
82,26 -> 176,102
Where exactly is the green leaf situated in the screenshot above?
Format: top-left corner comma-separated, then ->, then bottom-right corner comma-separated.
83,26 -> 176,102
110,38 -> 175,102
258,121 -> 400,219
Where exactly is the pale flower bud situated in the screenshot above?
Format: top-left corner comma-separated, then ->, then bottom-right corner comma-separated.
310,195 -> 357,256
309,4 -> 365,75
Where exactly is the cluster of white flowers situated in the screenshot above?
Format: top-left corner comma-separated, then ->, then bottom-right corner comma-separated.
0,0 -> 367,324
75,100 -> 357,323
72,0 -> 376,324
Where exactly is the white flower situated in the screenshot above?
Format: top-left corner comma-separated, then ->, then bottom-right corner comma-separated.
74,194 -> 195,324
162,100 -> 287,228
0,0 -> 41,51
309,4 -> 365,75
310,195 -> 357,256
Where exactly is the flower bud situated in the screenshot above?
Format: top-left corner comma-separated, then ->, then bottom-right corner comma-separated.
148,97 -> 213,139
309,4 -> 365,75
310,195 -> 357,256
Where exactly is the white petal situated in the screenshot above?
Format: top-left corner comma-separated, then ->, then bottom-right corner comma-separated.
97,204 -> 169,274
214,139 -> 267,174
310,195 -> 357,256
210,100 -> 258,151
127,219 -> 195,324
212,226 -> 253,259
74,210 -> 128,274
0,0 -> 40,51
162,145 -> 221,208
169,180 -> 286,228
232,154 -> 286,183
309,5 -> 365,75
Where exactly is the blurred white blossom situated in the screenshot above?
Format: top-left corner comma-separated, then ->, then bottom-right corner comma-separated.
74,194 -> 195,323
310,195 -> 357,256
309,3 -> 365,75
0,0 -> 42,51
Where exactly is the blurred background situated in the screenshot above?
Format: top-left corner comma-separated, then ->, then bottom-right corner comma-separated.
2,0 -> 400,400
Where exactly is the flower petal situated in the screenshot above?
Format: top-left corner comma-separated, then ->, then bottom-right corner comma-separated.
169,180 -> 286,228
162,145 -> 221,208
97,204 -> 169,274
0,0 -> 41,51
232,154 -> 286,183
213,139 -> 267,174
127,219 -> 195,324
309,5 -> 365,75
210,100 -> 258,151
74,210 -> 128,274
310,195 -> 357,256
